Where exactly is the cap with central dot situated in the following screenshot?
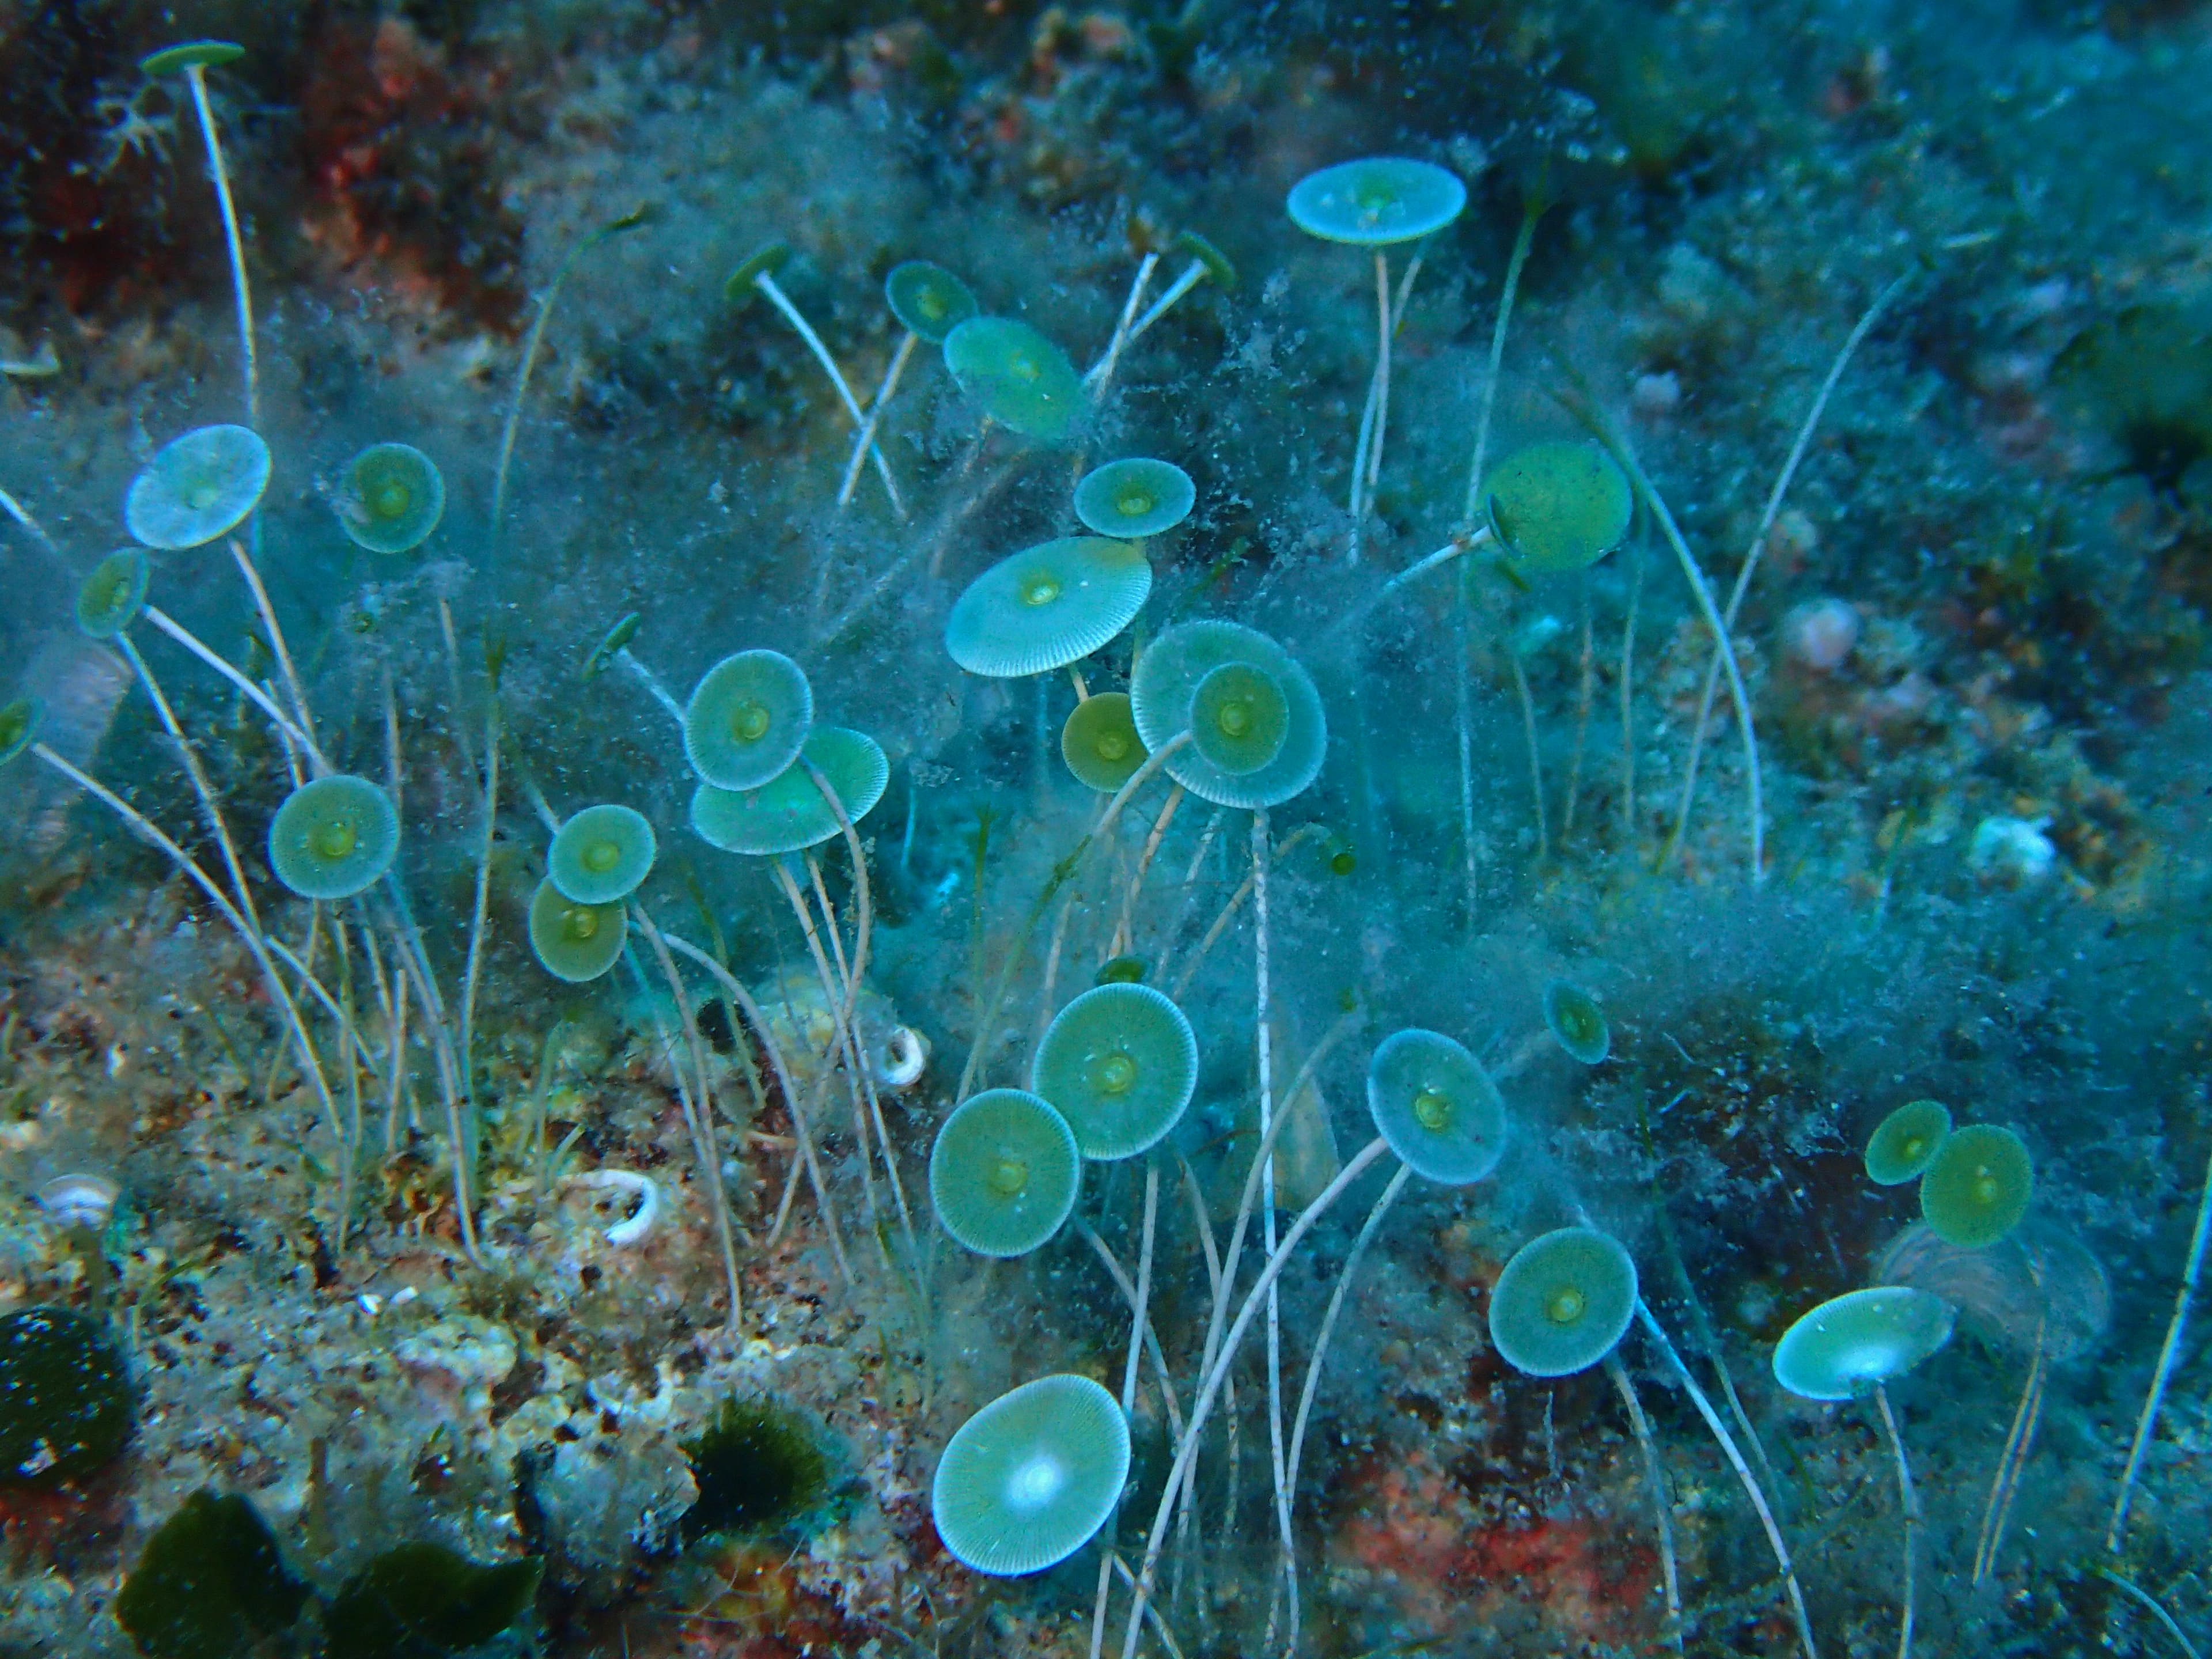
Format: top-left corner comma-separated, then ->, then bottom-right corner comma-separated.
683,650 -> 813,790
930,1088 -> 1081,1257
690,727 -> 888,857
1772,1286 -> 1956,1401
944,316 -> 1083,442
1919,1124 -> 2033,1249
76,550 -> 150,640
1367,1027 -> 1508,1185
1129,619 -> 1326,810
126,425 -> 271,551
1061,692 -> 1148,793
1031,983 -> 1199,1161
335,442 -> 445,554
886,261 -> 980,344
1865,1099 -> 1952,1187
1073,457 -> 1195,541
945,537 -> 1151,679
548,804 -> 657,905
528,878 -> 626,983
1286,157 -> 1467,247
1488,1227 -> 1638,1378
930,1374 -> 1130,1577
267,775 -> 399,900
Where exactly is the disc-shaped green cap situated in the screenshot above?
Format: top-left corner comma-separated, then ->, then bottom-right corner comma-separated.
140,40 -> 245,75
335,442 -> 445,554
684,649 -> 814,790
1061,692 -> 1147,793
1130,620 -> 1326,810
1488,1228 -> 1638,1378
944,317 -> 1083,442
1286,157 -> 1467,246
690,727 -> 889,857
76,549 -> 150,639
1188,661 -> 1289,777
267,775 -> 399,900
527,877 -> 626,983
724,241 -> 793,307
1171,229 -> 1237,292
1032,983 -> 1198,1161
548,804 -> 657,904
1484,442 -> 1633,576
0,697 -> 42,767
929,1088 -> 1081,1257
1542,981 -> 1610,1066
582,612 -> 642,679
1073,458 -> 1195,541
126,425 -> 271,551
1919,1124 -> 2033,1249
1865,1100 -> 1952,1187
886,260 -> 980,344
1772,1286 -> 1956,1402
946,537 -> 1151,679
931,1374 -> 1130,1577
1367,1027 -> 1507,1185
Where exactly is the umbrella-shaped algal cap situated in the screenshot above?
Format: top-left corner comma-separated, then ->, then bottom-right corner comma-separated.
684,649 -> 814,790
1489,1227 -> 1639,1378
690,727 -> 889,857
1483,441 -> 1634,577
1772,1286 -> 1956,1402
1073,458 -> 1196,541
1865,1099 -> 1952,1187
1032,984 -> 1198,1161
1920,1124 -> 2033,1249
931,1374 -> 1130,1577
528,877 -> 626,984
1130,620 -> 1326,810
0,698 -> 42,767
1543,980 -> 1610,1066
75,549 -> 150,640
126,425 -> 271,551
1368,1028 -> 1508,1185
929,1088 -> 1081,1257
335,441 -> 445,554
1286,158 -> 1467,247
140,40 -> 244,74
582,611 -> 642,680
267,775 -> 399,900
944,317 -> 1084,443
946,537 -> 1151,679
887,260 -> 980,344
1062,692 -> 1148,793
549,804 -> 657,906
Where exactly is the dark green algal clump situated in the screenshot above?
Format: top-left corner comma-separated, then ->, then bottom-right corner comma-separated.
116,1490 -> 312,1659
0,1305 -> 134,1486
680,1397 -> 834,1542
324,1541 -> 542,1659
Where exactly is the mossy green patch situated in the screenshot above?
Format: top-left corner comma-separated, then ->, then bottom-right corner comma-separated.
117,1490 -> 310,1659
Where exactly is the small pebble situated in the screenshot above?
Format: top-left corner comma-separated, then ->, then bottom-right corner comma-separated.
1781,598 -> 1859,672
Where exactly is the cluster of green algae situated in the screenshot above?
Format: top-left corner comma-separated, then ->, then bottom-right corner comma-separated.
1,21 -> 2203,1659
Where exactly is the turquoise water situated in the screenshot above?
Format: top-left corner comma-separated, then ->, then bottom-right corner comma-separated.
2,3 -> 2210,1654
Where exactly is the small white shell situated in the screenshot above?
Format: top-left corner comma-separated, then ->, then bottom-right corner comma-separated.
565,1169 -> 660,1247
37,1173 -> 119,1231
879,1025 -> 929,1089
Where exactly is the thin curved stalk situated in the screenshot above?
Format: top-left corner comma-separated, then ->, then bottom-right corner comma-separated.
1165,824 -> 1327,999
955,734 -> 1191,1102
1593,432 -> 1764,881
1874,1382 -> 1918,1659
1461,191 -> 1543,525
1109,783 -> 1181,960
838,331 -> 916,509
1084,251 -> 1160,404
633,908 -> 744,1331
1119,1137 -> 1393,1659
1664,274 -> 1907,872
227,539 -> 323,770
181,63 -> 255,423
753,272 -> 903,516
1608,1352 -> 1684,1655
1635,1299 -> 1816,1659
31,745 -> 342,1153
457,691 -> 499,1102
492,204 -> 652,550
772,859 -> 887,1253
2109,1128 -> 2212,1551
661,928 -> 853,1287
